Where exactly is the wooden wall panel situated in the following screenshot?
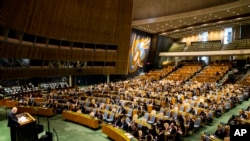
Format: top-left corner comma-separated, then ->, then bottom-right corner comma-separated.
1,0 -> 133,79
106,51 -> 117,61
93,51 -> 106,61
0,67 -> 123,80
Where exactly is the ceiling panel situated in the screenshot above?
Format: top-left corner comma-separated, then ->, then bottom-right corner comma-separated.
132,0 -> 250,38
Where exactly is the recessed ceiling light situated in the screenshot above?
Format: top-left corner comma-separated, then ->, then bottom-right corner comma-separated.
209,13 -> 212,15
227,9 -> 230,12
217,21 -> 224,23
194,17 -> 197,19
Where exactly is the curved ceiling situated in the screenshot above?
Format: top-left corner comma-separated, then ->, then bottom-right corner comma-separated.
132,0 -> 250,39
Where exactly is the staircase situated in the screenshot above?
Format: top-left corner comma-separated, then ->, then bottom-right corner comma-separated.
218,70 -> 232,85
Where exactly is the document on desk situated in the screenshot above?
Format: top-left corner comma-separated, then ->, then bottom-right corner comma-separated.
18,116 -> 27,123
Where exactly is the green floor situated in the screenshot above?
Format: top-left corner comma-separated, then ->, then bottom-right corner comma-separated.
0,99 -> 249,141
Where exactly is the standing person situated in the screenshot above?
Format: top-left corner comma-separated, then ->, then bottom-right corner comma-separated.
7,107 -> 20,141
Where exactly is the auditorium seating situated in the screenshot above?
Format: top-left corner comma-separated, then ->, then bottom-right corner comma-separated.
2,65 -> 250,141
191,64 -> 230,83
189,40 -> 222,51
168,42 -> 186,52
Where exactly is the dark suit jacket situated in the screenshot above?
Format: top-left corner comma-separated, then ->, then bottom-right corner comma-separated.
7,112 -> 20,128
113,119 -> 122,127
120,121 -> 128,131
170,126 -> 177,134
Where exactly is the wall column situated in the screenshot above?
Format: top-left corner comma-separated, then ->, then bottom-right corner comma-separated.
107,74 -> 110,83
69,75 -> 72,87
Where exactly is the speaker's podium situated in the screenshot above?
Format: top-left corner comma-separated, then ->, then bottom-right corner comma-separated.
16,112 -> 38,141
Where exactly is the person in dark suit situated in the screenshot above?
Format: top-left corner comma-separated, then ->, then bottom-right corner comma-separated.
119,118 -> 128,131
113,115 -> 121,127
7,107 -> 20,141
214,125 -> 225,139
240,111 -> 248,119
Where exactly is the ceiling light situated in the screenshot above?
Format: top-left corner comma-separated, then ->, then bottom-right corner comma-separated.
227,9 -> 230,12
194,17 -> 197,19
217,21 -> 224,23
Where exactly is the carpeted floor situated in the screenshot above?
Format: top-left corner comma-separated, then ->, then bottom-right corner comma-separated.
0,98 -> 249,141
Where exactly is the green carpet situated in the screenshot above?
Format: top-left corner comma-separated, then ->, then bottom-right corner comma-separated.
0,99 -> 249,141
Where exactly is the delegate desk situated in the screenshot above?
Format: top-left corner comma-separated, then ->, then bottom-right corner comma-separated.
235,118 -> 250,125
5,100 -> 18,108
102,124 -> 137,141
0,99 -> 5,106
62,110 -> 100,129
17,106 -> 55,117
200,132 -> 223,141
37,107 -> 55,117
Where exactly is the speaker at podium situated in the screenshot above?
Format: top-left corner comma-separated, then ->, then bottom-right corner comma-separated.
16,112 -> 38,141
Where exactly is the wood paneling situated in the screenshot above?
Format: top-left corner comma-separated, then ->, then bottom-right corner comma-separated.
0,0 -> 133,80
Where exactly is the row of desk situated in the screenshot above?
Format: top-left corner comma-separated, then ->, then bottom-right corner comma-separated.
17,106 -> 55,117
200,132 -> 228,141
5,99 -> 46,109
102,124 -> 137,141
62,110 -> 100,129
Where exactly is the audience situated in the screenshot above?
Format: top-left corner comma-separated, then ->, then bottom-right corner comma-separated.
214,124 -> 225,139
3,62 -> 250,141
